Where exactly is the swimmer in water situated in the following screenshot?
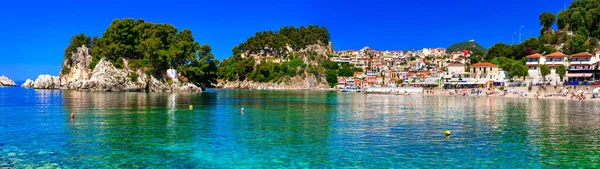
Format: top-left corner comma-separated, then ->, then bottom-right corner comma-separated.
70,112 -> 75,119
241,107 -> 245,113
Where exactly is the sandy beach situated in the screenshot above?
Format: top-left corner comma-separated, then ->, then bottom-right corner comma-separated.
417,86 -> 600,102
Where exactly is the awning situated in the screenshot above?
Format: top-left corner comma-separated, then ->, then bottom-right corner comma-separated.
476,81 -> 487,85
443,75 -> 453,78
567,73 -> 593,77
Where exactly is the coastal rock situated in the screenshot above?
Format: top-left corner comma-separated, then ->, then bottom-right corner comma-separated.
0,75 -> 17,86
217,75 -> 330,90
21,79 -> 34,88
29,44 -> 203,92
32,57 -> 202,92
80,59 -> 139,92
60,45 -> 93,82
33,75 -> 61,89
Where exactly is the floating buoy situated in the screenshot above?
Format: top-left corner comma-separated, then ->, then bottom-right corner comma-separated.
189,105 -> 193,110
70,112 -> 75,119
445,130 -> 451,136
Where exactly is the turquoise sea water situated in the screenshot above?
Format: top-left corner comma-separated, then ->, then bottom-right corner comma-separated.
1,87 -> 600,168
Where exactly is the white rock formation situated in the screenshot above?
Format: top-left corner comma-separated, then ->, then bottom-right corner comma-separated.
0,75 -> 17,86
21,79 -> 34,88
33,75 -> 61,89
31,45 -> 202,92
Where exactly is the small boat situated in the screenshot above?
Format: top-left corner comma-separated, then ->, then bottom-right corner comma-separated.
341,88 -> 351,92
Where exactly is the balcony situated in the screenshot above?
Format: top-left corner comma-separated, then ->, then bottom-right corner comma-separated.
570,61 -> 593,65
526,61 -> 539,65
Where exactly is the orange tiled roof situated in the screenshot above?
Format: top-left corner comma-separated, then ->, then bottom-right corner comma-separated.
571,52 -> 593,58
471,62 -> 498,67
526,53 -> 542,59
546,52 -> 567,58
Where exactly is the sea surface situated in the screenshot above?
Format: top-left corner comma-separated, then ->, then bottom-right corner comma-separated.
1,87 -> 600,168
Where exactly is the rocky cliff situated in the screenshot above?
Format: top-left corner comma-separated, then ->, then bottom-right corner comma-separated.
0,75 -> 16,86
217,43 -> 335,90
216,75 -> 330,90
29,46 -> 202,92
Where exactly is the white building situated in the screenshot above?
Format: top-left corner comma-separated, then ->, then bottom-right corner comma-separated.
526,52 -> 568,85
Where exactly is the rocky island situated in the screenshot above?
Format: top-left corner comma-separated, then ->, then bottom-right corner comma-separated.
26,18 -> 218,92
0,75 -> 17,87
216,26 -> 340,90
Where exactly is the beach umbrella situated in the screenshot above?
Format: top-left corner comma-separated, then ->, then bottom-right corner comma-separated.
593,88 -> 600,93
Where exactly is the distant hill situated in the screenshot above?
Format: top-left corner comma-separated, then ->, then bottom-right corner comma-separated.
446,41 -> 487,56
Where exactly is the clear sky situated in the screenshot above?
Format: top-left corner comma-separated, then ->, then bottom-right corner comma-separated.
0,0 -> 570,81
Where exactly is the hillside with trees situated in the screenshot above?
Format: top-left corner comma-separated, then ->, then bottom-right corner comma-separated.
217,25 -> 336,89
64,18 -> 219,88
480,0 -> 600,80
446,41 -> 487,64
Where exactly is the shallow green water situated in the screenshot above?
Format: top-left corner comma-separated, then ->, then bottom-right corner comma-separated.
1,87 -> 600,168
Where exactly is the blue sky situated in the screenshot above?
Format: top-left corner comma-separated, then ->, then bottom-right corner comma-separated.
0,0 -> 570,81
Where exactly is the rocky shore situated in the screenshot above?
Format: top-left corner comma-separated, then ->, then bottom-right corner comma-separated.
24,46 -> 203,92
0,75 -> 16,86
216,75 -> 330,90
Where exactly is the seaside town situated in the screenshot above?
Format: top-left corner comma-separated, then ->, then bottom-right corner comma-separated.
329,41 -> 600,100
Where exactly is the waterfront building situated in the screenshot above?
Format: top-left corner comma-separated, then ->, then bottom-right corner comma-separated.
526,52 -> 568,85
567,52 -> 600,82
470,62 -> 499,88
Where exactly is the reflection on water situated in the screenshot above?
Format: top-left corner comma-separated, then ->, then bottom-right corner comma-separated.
1,88 -> 600,168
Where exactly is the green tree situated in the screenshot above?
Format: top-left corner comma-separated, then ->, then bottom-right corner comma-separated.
485,43 -> 513,61
82,18 -> 220,88
325,69 -> 338,88
539,64 -> 551,84
566,34 -> 588,54
557,10 -> 570,30
539,12 -> 557,34
556,64 -> 567,83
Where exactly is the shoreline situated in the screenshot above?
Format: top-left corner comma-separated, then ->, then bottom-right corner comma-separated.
416,86 -> 600,102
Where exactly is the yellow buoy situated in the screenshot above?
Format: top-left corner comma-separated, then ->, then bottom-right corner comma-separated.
189,105 -> 193,110
445,130 -> 451,136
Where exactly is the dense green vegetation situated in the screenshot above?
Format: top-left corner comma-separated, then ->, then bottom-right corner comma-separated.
537,1 -> 600,54
232,26 -> 330,57
556,0 -> 600,38
446,41 -> 487,64
64,18 -> 219,88
218,25 -> 336,86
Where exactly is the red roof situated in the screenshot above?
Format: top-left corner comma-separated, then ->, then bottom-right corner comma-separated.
526,53 -> 542,59
571,52 -> 593,58
546,52 -> 567,58
471,62 -> 498,67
